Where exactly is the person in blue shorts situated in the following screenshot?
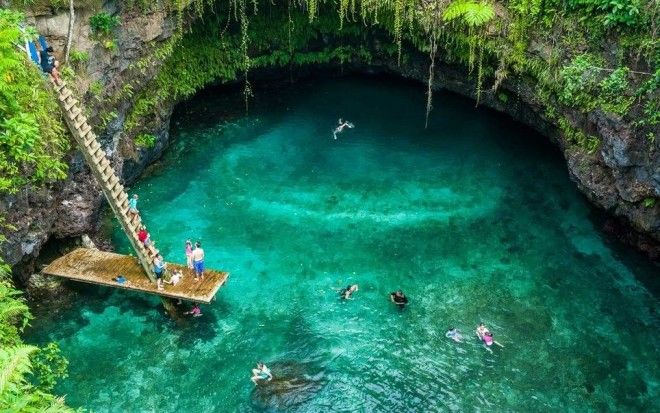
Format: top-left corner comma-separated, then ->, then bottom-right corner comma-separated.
153,255 -> 166,290
191,242 -> 205,281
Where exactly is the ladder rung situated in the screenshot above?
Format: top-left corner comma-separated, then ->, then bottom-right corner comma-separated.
64,98 -> 78,112
98,157 -> 110,168
112,184 -> 124,198
106,174 -> 119,186
60,89 -> 73,102
75,118 -> 87,130
55,81 -> 67,92
73,113 -> 86,126
90,141 -> 101,153
106,179 -> 118,192
69,106 -> 81,118
80,124 -> 92,136
130,229 -> 142,243
93,148 -> 106,162
99,163 -> 112,178
108,179 -> 121,194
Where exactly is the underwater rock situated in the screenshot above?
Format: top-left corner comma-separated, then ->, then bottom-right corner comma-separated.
251,360 -> 326,410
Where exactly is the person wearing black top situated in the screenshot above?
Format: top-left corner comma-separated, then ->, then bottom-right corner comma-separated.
390,290 -> 408,308
39,46 -> 61,84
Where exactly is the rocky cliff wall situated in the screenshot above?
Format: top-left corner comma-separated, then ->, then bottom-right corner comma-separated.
0,1 -> 177,281
1,4 -> 657,282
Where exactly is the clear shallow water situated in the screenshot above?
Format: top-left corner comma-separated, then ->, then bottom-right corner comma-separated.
27,76 -> 659,412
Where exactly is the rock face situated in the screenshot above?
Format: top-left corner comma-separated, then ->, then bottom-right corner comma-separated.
0,4 -> 657,280
0,2 -> 176,280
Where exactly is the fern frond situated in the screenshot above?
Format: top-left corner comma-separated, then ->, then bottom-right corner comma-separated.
443,0 -> 495,27
0,345 -> 37,395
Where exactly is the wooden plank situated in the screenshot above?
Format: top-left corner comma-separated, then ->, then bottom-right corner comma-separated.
42,248 -> 228,304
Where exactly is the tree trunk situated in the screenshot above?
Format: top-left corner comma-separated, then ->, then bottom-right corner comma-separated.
64,0 -> 74,64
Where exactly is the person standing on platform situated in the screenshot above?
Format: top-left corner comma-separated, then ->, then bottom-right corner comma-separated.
185,240 -> 193,269
192,242 -> 205,281
154,255 -> 166,290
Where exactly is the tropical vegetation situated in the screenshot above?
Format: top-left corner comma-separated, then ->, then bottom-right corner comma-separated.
0,0 -> 657,409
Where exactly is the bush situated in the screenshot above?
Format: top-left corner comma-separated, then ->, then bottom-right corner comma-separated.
135,133 -> 157,148
69,50 -> 89,64
567,0 -> 642,29
0,10 -> 69,194
89,12 -> 120,36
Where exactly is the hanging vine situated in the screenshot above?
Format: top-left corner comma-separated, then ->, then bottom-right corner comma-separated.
424,0 -> 443,128
307,0 -> 318,22
442,0 -> 495,106
339,0 -> 350,29
239,0 -> 252,114
394,0 -> 406,64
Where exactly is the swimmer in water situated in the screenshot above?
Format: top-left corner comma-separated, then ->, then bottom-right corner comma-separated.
338,284 -> 359,300
333,118 -> 353,139
476,323 -> 489,338
251,362 -> 273,385
445,327 -> 463,342
476,323 -> 504,349
390,290 -> 409,309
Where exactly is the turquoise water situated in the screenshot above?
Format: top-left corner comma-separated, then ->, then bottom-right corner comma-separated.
28,76 -> 659,411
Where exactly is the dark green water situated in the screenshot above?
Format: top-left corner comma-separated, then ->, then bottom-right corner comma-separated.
28,76 -> 658,412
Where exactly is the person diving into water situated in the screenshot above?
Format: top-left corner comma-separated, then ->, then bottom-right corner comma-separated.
333,118 -> 354,139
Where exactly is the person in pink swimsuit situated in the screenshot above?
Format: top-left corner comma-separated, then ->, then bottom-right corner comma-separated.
185,240 -> 193,269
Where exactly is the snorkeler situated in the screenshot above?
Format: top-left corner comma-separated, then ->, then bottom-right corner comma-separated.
390,290 -> 409,309
251,362 -> 273,385
338,284 -> 359,300
333,118 -> 354,139
445,327 -> 463,343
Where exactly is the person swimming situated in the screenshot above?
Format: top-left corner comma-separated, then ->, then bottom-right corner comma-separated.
476,323 -> 489,338
390,290 -> 409,308
483,331 -> 494,346
445,327 -> 463,342
476,323 -> 503,348
251,362 -> 273,385
333,118 -> 354,139
338,284 -> 359,300
183,303 -> 202,317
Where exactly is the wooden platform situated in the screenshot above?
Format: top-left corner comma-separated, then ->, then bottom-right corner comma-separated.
42,248 -> 229,304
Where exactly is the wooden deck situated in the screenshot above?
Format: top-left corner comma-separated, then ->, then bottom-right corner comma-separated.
42,248 -> 228,304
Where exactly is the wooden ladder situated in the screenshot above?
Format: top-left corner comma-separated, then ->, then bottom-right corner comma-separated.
52,80 -> 161,282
